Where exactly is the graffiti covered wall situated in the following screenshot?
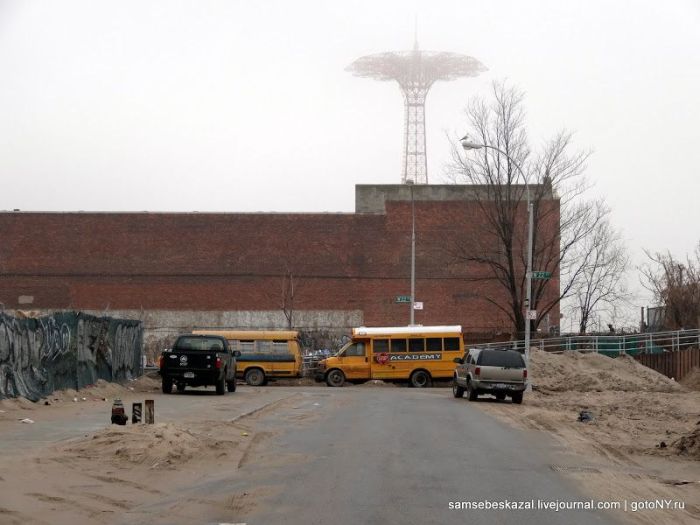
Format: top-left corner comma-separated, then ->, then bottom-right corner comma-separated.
0,312 -> 143,401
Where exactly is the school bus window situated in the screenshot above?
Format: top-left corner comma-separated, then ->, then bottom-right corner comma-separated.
256,340 -> 273,353
391,339 -> 407,352
426,337 -> 442,352
345,342 -> 366,357
373,339 -> 389,353
444,337 -> 461,351
239,340 -> 254,352
409,338 -> 425,352
272,340 -> 288,353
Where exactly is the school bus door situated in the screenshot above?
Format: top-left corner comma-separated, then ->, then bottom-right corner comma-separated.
339,341 -> 370,380
369,338 -> 394,380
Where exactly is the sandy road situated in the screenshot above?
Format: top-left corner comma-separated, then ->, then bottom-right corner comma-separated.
0,384 -> 632,525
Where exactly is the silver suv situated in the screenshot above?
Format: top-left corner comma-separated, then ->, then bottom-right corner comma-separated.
452,348 -> 527,404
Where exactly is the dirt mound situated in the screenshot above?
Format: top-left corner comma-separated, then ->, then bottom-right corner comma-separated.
529,349 -> 682,393
47,374 -> 161,402
672,426 -> 700,458
45,379 -> 130,403
63,421 -> 240,469
128,372 -> 162,392
680,367 -> 700,391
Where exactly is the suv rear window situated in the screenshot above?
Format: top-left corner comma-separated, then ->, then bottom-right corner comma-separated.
477,350 -> 525,367
174,337 -> 225,352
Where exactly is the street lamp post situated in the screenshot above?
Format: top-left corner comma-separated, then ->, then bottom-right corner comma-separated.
460,136 -> 534,364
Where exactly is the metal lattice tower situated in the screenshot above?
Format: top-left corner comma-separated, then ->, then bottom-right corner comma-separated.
347,39 -> 486,184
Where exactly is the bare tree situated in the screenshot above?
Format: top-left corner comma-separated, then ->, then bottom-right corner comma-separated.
279,261 -> 300,330
571,219 -> 630,333
447,80 -> 608,337
640,242 -> 700,330
267,240 -> 345,330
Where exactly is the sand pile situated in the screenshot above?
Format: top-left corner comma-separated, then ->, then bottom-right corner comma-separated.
128,372 -> 162,392
4,373 -> 162,408
47,379 -> 136,403
0,397 -> 40,420
529,349 -> 682,393
673,426 -> 700,458
63,421 -> 239,469
680,368 -> 700,391
358,380 -> 397,388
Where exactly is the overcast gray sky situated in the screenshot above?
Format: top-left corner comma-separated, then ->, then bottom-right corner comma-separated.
1,0 -> 699,307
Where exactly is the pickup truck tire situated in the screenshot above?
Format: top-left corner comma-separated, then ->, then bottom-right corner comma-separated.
216,373 -> 226,395
511,392 -> 523,404
495,393 -> 506,401
410,370 -> 432,388
452,380 -> 465,398
466,380 -> 478,401
245,368 -> 265,387
162,378 -> 173,394
227,379 -> 236,392
326,369 -> 345,387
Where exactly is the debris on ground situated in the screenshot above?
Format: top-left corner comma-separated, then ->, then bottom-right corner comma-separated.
673,427 -> 700,458
577,410 -> 595,423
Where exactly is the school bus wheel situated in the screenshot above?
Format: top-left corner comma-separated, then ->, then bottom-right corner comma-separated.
245,367 -> 266,386
410,369 -> 432,388
326,369 -> 345,387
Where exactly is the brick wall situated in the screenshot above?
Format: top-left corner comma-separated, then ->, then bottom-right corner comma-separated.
0,185 -> 560,337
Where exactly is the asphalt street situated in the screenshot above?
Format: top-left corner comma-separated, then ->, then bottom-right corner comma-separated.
1,386 -> 623,525
126,386 -> 620,525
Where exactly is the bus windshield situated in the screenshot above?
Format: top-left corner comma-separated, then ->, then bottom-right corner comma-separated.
335,341 -> 353,357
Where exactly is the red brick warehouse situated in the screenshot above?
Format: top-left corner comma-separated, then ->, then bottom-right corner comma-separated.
0,185 -> 560,343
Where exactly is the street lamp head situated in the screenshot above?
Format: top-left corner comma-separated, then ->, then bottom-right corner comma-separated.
460,135 -> 483,151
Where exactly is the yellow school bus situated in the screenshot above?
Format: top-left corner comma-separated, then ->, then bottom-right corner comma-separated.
315,325 -> 464,388
192,330 -> 302,386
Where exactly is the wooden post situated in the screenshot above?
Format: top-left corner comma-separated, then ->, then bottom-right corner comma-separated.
145,399 -> 154,424
132,402 -> 142,424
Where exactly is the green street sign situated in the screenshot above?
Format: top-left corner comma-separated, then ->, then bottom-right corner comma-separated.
395,295 -> 411,303
531,271 -> 552,279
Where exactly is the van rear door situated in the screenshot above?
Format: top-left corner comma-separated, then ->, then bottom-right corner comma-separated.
477,350 -> 525,383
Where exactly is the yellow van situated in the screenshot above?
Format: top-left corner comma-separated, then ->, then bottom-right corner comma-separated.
315,325 -> 464,387
192,330 -> 302,386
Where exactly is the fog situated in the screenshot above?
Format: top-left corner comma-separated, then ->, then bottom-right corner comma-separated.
1,0 -> 698,312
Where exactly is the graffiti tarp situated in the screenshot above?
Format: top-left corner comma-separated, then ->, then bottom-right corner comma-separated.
0,312 -> 143,401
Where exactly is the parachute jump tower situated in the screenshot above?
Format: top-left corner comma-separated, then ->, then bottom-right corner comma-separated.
347,40 -> 486,184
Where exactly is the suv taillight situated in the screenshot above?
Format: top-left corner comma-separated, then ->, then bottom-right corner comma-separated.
523,369 -> 528,379
474,366 -> 481,376
158,355 -> 164,369
215,356 -> 222,369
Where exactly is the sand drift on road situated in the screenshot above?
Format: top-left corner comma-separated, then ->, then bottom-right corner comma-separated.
475,349 -> 700,524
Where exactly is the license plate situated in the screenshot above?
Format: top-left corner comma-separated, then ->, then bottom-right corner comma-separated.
184,372 -> 195,378
494,383 -> 509,389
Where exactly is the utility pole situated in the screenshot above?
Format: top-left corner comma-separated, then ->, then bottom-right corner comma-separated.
409,182 -> 416,326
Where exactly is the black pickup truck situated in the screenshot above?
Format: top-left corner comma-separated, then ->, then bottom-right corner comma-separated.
159,334 -> 240,395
